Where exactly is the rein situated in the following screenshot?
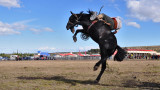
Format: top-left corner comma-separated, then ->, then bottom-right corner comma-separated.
87,20 -> 98,31
87,20 -> 111,31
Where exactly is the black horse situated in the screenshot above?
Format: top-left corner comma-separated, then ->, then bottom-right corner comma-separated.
66,11 -> 126,83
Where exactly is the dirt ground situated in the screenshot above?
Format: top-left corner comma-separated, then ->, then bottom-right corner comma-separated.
0,60 -> 160,90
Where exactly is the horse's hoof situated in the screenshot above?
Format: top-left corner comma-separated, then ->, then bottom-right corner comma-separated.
73,36 -> 77,42
93,80 -> 99,84
93,66 -> 99,71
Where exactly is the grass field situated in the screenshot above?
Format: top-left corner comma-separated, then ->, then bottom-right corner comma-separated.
0,60 -> 160,90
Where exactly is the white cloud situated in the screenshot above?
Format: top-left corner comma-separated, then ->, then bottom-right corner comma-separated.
127,0 -> 160,22
0,48 -> 39,53
38,46 -> 55,52
43,27 -> 54,32
79,46 -> 98,51
0,19 -> 36,35
0,21 -> 22,35
29,28 -> 41,34
11,23 -> 27,30
0,19 -> 54,35
29,27 -> 54,34
126,21 -> 140,28
0,27 -> 20,35
14,19 -> 37,24
0,0 -> 21,8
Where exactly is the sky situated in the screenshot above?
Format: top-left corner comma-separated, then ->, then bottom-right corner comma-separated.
0,0 -> 160,53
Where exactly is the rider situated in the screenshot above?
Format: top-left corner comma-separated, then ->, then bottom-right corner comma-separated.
90,11 -> 122,34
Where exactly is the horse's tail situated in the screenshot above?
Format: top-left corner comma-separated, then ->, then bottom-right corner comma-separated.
114,45 -> 127,61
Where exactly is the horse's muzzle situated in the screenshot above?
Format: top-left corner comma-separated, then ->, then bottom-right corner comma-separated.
66,22 -> 75,33
66,23 -> 70,30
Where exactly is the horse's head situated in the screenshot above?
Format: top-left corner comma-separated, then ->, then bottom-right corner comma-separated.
66,11 -> 83,33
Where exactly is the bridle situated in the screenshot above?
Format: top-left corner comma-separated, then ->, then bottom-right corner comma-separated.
68,14 -> 82,27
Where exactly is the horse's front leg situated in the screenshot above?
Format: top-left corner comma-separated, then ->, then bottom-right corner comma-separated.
73,29 -> 84,42
93,58 -> 109,71
93,46 -> 104,71
93,45 -> 109,82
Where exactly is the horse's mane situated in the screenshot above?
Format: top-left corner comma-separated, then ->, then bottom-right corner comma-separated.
87,10 -> 94,15
74,10 -> 93,16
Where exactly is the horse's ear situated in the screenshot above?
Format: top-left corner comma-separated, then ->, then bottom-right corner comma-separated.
87,9 -> 94,16
80,11 -> 83,15
70,11 -> 74,15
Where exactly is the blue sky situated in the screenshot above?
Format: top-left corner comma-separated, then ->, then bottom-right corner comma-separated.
0,0 -> 160,53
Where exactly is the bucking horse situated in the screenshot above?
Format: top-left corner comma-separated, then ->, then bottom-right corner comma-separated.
66,11 -> 126,83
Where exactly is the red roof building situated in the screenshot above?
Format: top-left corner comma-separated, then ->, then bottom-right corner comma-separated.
126,49 -> 157,55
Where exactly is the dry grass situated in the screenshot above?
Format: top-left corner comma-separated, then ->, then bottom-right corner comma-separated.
0,60 -> 160,90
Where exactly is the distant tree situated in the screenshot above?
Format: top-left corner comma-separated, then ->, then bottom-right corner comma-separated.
11,53 -> 34,57
87,49 -> 100,54
0,53 -> 10,58
156,49 -> 160,53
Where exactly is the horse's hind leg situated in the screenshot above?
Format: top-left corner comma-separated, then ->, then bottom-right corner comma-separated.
94,44 -> 110,82
95,59 -> 107,82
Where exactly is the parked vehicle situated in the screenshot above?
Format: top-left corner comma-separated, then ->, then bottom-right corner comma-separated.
10,55 -> 18,60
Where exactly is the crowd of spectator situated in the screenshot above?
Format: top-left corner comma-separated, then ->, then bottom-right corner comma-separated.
126,54 -> 160,60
